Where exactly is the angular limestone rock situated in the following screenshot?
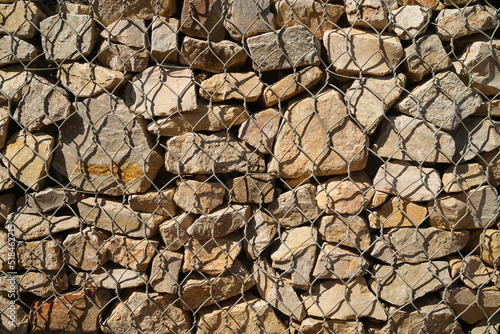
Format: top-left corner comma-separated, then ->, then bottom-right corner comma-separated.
317,214 -> 371,251
128,188 -> 177,217
435,5 -> 497,41
247,25 -> 321,71
444,286 -> 500,324
398,0 -> 439,8
180,0 -> 225,42
17,187 -> 85,213
0,165 -> 12,193
149,250 -> 183,294
297,318 -> 366,334
453,117 -> 500,161
373,160 -> 441,202
2,271 -> 68,298
345,74 -> 406,134
238,108 -> 281,154
8,213 -> 80,240
0,36 -> 37,66
0,193 -> 14,224
125,65 -> 198,119
372,114 -> 456,163
187,204 -> 250,239
346,0 -> 390,30
369,196 -> 428,228
0,106 -> 8,149
0,294 -> 28,333
150,17 -> 179,63
369,238 -> 397,264
461,255 -> 490,289
479,229 -> 500,267
70,266 -> 149,289
63,227 -> 109,271
243,210 -> 277,259
324,27 -> 403,76
165,131 -> 266,174
0,65 -> 30,103
228,174 -> 275,204
225,0 -> 275,40
173,179 -> 226,215
40,14 -> 96,62
101,19 -> 149,48
477,149 -> 500,186
158,213 -> 194,251
97,40 -> 149,72
106,235 -> 159,271
442,163 -> 488,193
0,1 -> 45,38
368,190 -> 389,208
1,130 -> 54,191
53,94 -> 164,195
391,5 -> 429,40
313,244 -> 370,279
199,72 -> 264,102
17,239 -> 63,270
93,0 -> 176,26
269,89 -> 368,178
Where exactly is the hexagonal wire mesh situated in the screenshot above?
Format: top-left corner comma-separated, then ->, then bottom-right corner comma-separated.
0,0 -> 499,333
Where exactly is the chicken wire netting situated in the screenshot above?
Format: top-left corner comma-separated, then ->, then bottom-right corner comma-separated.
0,0 -> 499,333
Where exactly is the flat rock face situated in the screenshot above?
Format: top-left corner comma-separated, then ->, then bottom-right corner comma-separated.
243,210 -> 277,259
187,204 -> 250,239
164,131 -> 266,174
317,214 -> 371,251
0,65 -> 30,104
346,0 -> 389,30
149,250 -> 183,294
106,235 -> 159,271
40,14 -> 96,62
461,255 -> 490,289
158,213 -> 194,251
395,71 -> 482,131
199,72 -> 264,102
477,149 -> 500,186
98,41 -> 149,72
3,271 -> 68,298
435,5 -> 497,41
17,239 -> 63,270
0,107 -> 8,149
180,0 -> 225,42
150,17 -> 179,63
128,188 -> 177,217
369,261 -> 452,306
480,229 -> 500,267
313,244 -> 370,279
63,227 -> 109,271
101,19 -> 149,48
442,162 -> 488,193
225,0 -> 275,40
302,276 -> 387,321
372,114 -> 456,163
324,27 -> 403,76
373,160 -> 442,202
247,25 -> 321,71
297,318 -> 366,334
369,196 -> 428,229
453,117 -> 500,162
93,0 -> 176,26
269,89 -> 368,178
0,2 -> 45,39
238,108 -> 281,153
0,36 -> 37,66
9,213 -> 80,240
1,130 -> 54,191
53,94 -> 163,195
391,5 -> 429,40
17,187 -> 85,214
429,185 -> 499,230
125,65 -> 198,119
444,286 -> 500,324
70,266 -> 149,289
101,291 -> 191,334
228,174 -> 275,204
173,179 -> 225,215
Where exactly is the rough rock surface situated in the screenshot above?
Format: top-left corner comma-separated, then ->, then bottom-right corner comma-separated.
0,36 -> 37,66
17,187 -> 85,214
435,5 -> 497,41
0,2 -> 45,39
317,214 -> 371,251
158,213 -> 194,251
199,72 -> 264,102
101,19 -> 149,48
228,174 -> 275,204
453,117 -> 500,162
313,244 -> 370,279
180,0 -> 225,42
243,210 -> 277,259
369,196 -> 428,228
225,0 -> 275,40
391,5 -> 429,40
150,17 -> 179,63
98,41 -> 149,72
442,163 -> 488,193
9,213 -> 80,240
173,179 -> 225,215
106,235 -> 159,271
128,188 -> 177,217
346,0 -> 389,30
444,286 -> 500,324
238,108 -> 281,153
149,250 -> 183,294
187,204 -> 250,239
93,0 -> 176,26
63,227 -> 109,271
17,239 -> 63,270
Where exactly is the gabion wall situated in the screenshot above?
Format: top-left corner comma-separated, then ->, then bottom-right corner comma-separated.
0,0 -> 499,333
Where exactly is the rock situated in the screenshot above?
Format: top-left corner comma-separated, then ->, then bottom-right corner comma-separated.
261,66 -> 322,107
92,0 -> 176,26
448,255 -> 462,279
180,260 -> 255,309
429,185 -> 499,230
384,227 -> 469,263
225,0 -> 275,40
397,0 -> 439,8
57,2 -> 90,14
59,62 -> 125,98
196,294 -> 287,333
101,291 -> 191,334
391,5 -> 429,40
0,294 -> 28,333
243,210 -> 277,259
1,271 -> 68,298
453,117 -> 500,161
345,74 -> 406,134
179,37 -> 247,73
70,266 -> 149,289
31,289 -> 111,334
475,99 -> 500,118
164,130 -> 266,174
8,213 -> 80,240
444,286 -> 500,324
469,314 -> 500,334
0,163 -> 13,192
324,27 -> 403,76
346,0 -> 390,30
158,213 -> 194,251
373,160 -> 441,202
17,239 -> 63,270
297,318 -> 366,334
442,163 -> 488,193
125,65 -> 198,119
369,196 -> 428,228
444,0 -> 479,5
0,1 -> 45,38
0,231 -> 11,272
317,214 -> 371,251
187,204 -> 250,239
316,171 -> 375,215
199,72 -> 264,102
1,130 -> 54,191
271,226 -> 317,289
370,261 -> 452,306
150,17 -> 179,63
313,244 -> 370,279
149,250 -> 183,294
369,237 -> 397,264
247,25 -> 321,71
267,184 -> 321,229
148,100 -> 248,136
40,14 -> 96,62
477,149 -> 500,186
368,190 -> 389,208
0,65 -> 30,103
128,188 -> 177,217
435,5 -> 497,41
13,75 -> 71,131
396,71 -> 481,131
173,179 -> 225,215
275,0 -> 345,40
0,193 -> 14,224
0,106 -> 7,149
480,229 -> 500,267
302,276 -> 387,320
372,115 -> 456,163
228,174 -> 275,204
269,89 -> 368,178
180,0 -> 225,42
183,231 -> 242,275
17,187 -> 85,213
461,255 -> 490,289
63,227 -> 109,271
403,34 -> 452,82
106,235 -> 159,271
101,19 -> 149,48
0,36 -> 37,66
237,107 -> 281,153
97,40 -> 149,72
53,94 -> 164,195
78,197 -> 166,238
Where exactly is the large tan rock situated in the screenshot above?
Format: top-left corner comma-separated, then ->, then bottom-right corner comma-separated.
97,41 -> 149,72
199,72 -> 264,102
0,231 -> 11,272
369,196 -> 428,228
391,5 -> 429,40
8,213 -> 80,240
395,71 -> 481,131
372,114 -> 456,163
453,117 -> 500,161
345,74 -> 406,134
128,188 -> 177,217
237,107 -> 281,153
164,131 -> 266,174
0,193 -> 14,224
477,148 -> 500,186
173,179 -> 225,215
480,229 -> 500,267
17,239 -> 63,270
187,204 -> 250,239
149,250 -> 183,294
313,244 -> 370,279
0,106 -> 8,149
317,214 -> 371,251
227,174 -> 275,204
2,271 -> 68,298
247,26 -> 321,71
461,255 -> 490,289
444,286 -> 500,324
243,210 -> 277,259
269,89 -> 368,178
0,294 -> 28,333
397,0 -> 439,8
63,227 -> 109,271
0,163 -> 14,192
435,5 -> 497,41
0,1 -> 45,38
324,27 -> 403,76
17,187 -> 85,214
158,213 -> 194,251
93,0 -> 176,26
442,163 -> 488,193
106,235 -> 159,271
0,65 -> 30,104
180,0 -> 225,41
101,19 -> 149,48
346,0 -> 390,30
70,266 -> 149,289
297,318 -> 366,334
1,130 -> 54,191
0,36 -> 37,66
225,0 -> 275,40
150,17 -> 179,63
125,65 -> 197,119
53,94 -> 163,195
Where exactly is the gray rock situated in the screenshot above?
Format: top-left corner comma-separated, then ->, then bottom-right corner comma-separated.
346,0 -> 390,30
149,250 -> 183,294
97,40 -> 149,72
150,17 -> 179,64
453,117 -> 500,162
225,0 -> 275,40
0,36 -> 37,66
461,255 -> 490,289
101,19 -> 149,48
391,5 -> 429,40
